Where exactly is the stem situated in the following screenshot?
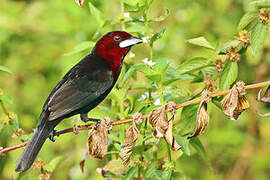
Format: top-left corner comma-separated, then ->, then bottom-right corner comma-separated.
120,1 -> 125,30
166,143 -> 172,180
166,143 -> 172,162
1,80 -> 270,154
159,85 -> 165,105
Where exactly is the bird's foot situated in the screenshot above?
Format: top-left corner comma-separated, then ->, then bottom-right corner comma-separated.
80,113 -> 100,129
49,129 -> 56,142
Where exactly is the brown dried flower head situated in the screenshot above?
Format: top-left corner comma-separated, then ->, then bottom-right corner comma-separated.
11,128 -> 24,139
221,81 -> 249,120
188,90 -> 211,139
33,158 -> 46,172
259,8 -> 270,24
39,170 -> 53,180
237,30 -> 251,47
204,76 -> 217,92
215,59 -> 224,72
87,118 -> 112,159
226,47 -> 241,62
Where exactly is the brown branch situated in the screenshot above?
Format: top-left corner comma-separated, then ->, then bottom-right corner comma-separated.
1,80 -> 269,154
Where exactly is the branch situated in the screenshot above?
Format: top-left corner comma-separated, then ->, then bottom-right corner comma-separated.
1,80 -> 269,154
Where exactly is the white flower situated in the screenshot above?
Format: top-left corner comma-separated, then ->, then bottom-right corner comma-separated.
139,16 -> 145,22
154,98 -> 161,105
123,12 -> 130,18
142,36 -> 149,43
138,92 -> 149,101
152,83 -> 158,88
142,58 -> 156,67
129,52 -> 135,58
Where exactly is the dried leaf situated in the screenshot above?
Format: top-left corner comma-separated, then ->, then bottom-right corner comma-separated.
221,86 -> 239,117
149,102 -> 179,151
188,90 -> 211,139
87,118 -> 112,159
261,86 -> 270,102
221,81 -> 249,120
149,105 -> 168,138
120,122 -> 139,166
164,117 -> 181,151
74,0 -> 84,7
188,101 -> 209,139
232,96 -> 249,120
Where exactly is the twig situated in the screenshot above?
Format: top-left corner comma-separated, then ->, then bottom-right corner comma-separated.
1,80 -> 269,154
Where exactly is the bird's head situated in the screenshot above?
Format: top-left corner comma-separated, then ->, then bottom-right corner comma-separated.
92,31 -> 143,76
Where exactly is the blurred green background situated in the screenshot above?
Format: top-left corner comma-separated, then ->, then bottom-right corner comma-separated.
0,0 -> 270,179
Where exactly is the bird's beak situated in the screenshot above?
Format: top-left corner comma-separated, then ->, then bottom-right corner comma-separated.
119,36 -> 143,48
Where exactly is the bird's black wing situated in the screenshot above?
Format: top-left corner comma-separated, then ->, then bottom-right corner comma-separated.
43,57 -> 114,121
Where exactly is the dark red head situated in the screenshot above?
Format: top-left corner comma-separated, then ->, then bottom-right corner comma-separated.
92,31 -> 143,77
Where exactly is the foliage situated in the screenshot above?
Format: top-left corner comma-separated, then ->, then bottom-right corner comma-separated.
0,0 -> 270,179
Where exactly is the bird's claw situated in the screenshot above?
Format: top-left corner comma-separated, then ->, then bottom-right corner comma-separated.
49,129 -> 56,142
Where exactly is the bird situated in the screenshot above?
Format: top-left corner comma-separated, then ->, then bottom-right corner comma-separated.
15,31 -> 143,172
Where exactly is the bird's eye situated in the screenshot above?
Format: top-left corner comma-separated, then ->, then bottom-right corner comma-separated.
114,35 -> 121,41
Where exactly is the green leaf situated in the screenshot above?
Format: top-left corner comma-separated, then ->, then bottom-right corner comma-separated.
63,41 -> 95,56
190,138 -> 212,169
219,61 -> 238,90
180,104 -> 199,135
177,57 -> 209,74
108,134 -> 123,143
44,156 -> 64,172
89,2 -> 106,28
122,0 -> 141,6
144,161 -> 158,177
174,135 -> 191,156
248,0 -> 270,8
237,12 -> 258,30
126,24 -> 147,34
119,64 -> 152,87
251,22 -> 269,55
0,65 -> 12,74
125,167 -> 138,180
1,93 -> 13,104
20,135 -> 30,142
150,28 -> 166,46
186,37 -> 215,50
146,74 -> 161,82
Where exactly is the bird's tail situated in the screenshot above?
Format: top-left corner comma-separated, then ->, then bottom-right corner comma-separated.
15,119 -> 57,172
